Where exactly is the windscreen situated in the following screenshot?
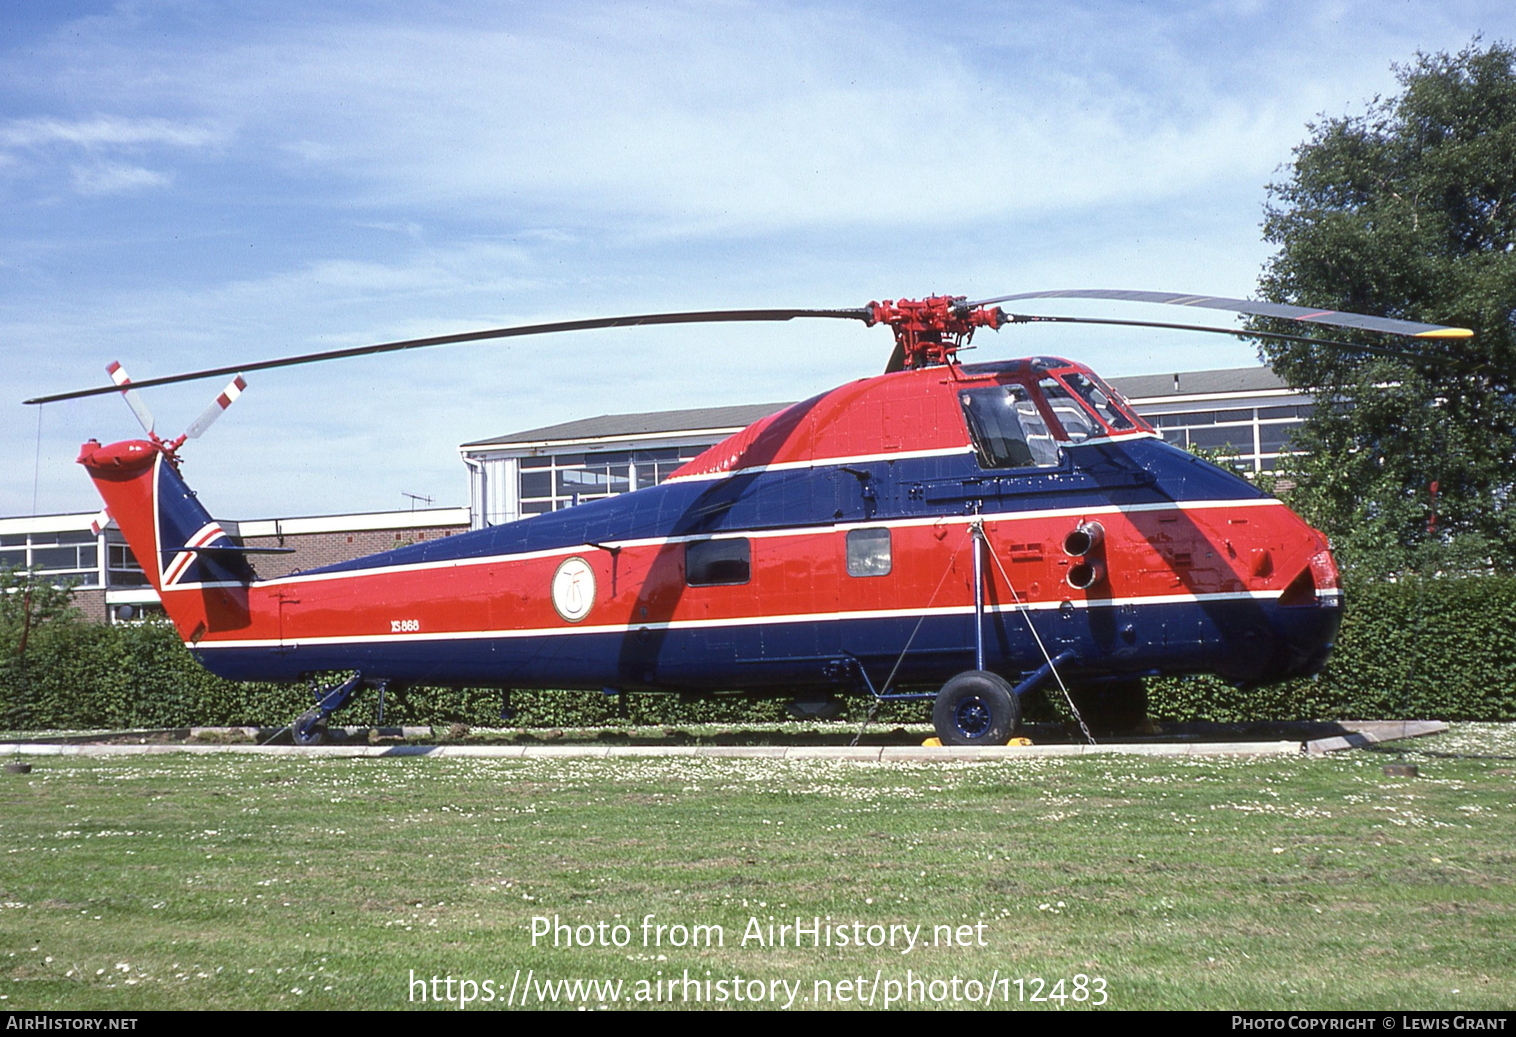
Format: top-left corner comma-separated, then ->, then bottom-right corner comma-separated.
1060,371 -> 1151,433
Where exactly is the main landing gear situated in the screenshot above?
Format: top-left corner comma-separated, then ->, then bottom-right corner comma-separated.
928,651 -> 1078,746
931,670 -> 1020,746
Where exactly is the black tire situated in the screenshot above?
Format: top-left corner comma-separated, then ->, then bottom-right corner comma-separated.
292,710 -> 328,747
1065,680 -> 1148,735
932,670 -> 1020,746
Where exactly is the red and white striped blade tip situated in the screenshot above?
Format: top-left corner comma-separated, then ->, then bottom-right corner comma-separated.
105,360 -> 156,434
184,374 -> 247,439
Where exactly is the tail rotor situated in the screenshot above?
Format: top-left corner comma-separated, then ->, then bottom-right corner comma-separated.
105,361 -> 248,457
184,375 -> 247,439
106,360 -> 157,436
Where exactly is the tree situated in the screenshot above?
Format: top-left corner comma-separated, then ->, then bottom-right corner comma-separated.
0,567 -> 80,658
1256,40 -> 1516,576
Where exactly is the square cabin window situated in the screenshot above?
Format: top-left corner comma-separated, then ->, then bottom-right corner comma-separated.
685,538 -> 750,586
846,528 -> 892,577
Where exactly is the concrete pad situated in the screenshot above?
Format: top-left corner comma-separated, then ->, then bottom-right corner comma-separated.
439,745 -> 528,758
3,743 -> 69,756
696,747 -> 792,758
0,720 -> 1453,762
881,746 -> 1014,762
782,746 -> 881,760
518,745 -> 612,757
1014,743 -> 1088,757
1185,741 -> 1301,756
1305,720 -> 1448,756
1082,741 -> 1188,756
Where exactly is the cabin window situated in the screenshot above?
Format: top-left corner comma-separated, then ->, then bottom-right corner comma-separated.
846,528 -> 892,577
685,538 -> 750,586
958,385 -> 1061,469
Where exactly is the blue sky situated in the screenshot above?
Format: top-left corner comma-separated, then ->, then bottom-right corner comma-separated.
4,1 -> 1513,520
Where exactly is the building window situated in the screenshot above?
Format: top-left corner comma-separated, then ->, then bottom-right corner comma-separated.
107,538 -> 148,587
518,446 -> 708,514
685,539 -> 750,586
846,528 -> 891,577
1149,405 -> 1311,473
1,530 -> 104,587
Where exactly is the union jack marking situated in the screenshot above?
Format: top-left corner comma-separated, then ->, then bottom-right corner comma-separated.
162,521 -> 228,586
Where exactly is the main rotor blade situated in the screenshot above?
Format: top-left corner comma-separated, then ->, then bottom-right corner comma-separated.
25,307 -> 870,405
974,289 -> 1473,340
1000,313 -> 1471,366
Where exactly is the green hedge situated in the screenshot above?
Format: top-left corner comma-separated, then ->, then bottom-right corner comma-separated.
1148,571 -> 1516,722
2,573 -> 1513,729
0,617 -> 923,730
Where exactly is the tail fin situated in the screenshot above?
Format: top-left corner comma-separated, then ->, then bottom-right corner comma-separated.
78,439 -> 254,637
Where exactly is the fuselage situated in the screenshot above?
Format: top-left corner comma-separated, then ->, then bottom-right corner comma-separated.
80,357 -> 1342,697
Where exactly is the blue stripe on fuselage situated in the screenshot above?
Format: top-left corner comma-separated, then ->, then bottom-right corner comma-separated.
294,438 -> 1264,578
190,593 -> 1337,692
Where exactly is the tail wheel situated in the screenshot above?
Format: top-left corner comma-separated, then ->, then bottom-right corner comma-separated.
1065,680 -> 1148,735
292,710 -> 329,747
932,670 -> 1020,746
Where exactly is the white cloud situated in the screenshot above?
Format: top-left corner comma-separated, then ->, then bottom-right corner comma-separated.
69,162 -> 172,195
0,115 -> 219,150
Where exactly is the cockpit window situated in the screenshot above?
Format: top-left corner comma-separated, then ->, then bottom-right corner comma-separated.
958,385 -> 1062,469
1062,372 -> 1136,430
1037,378 -> 1099,443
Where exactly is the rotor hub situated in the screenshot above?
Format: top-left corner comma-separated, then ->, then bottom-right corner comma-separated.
865,296 -> 1007,369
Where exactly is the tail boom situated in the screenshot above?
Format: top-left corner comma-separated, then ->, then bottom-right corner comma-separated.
78,439 -> 255,640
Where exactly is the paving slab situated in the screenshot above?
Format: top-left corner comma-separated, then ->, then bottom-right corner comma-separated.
1304,720 -> 1448,756
784,746 -> 884,760
0,719 -> 1452,762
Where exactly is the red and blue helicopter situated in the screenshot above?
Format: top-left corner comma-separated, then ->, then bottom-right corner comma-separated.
28,290 -> 1472,745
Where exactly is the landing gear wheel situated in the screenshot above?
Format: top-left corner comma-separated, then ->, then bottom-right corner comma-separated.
932,670 -> 1020,746
1065,680 -> 1148,735
292,710 -> 329,747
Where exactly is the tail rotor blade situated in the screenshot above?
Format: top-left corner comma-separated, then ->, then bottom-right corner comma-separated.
184,375 -> 247,439
106,361 -> 156,434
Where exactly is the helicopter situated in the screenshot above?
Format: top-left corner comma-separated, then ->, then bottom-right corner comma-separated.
28,289 -> 1474,745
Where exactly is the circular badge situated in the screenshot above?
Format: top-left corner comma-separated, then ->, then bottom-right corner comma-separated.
551,556 -> 596,622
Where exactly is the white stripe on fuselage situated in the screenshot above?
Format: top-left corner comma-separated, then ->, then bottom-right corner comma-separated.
188,587 -> 1289,651
196,496 -> 1282,593
662,445 -> 975,483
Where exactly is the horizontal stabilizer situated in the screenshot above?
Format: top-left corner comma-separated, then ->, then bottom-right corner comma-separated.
174,543 -> 296,555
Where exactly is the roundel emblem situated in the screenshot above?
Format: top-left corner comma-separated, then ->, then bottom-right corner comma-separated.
551,556 -> 596,622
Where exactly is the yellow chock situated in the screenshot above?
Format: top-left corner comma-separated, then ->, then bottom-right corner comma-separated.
1007,736 -> 1034,747
921,737 -> 943,747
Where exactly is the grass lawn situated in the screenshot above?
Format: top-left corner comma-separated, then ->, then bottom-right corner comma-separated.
2,725 -> 1514,1011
